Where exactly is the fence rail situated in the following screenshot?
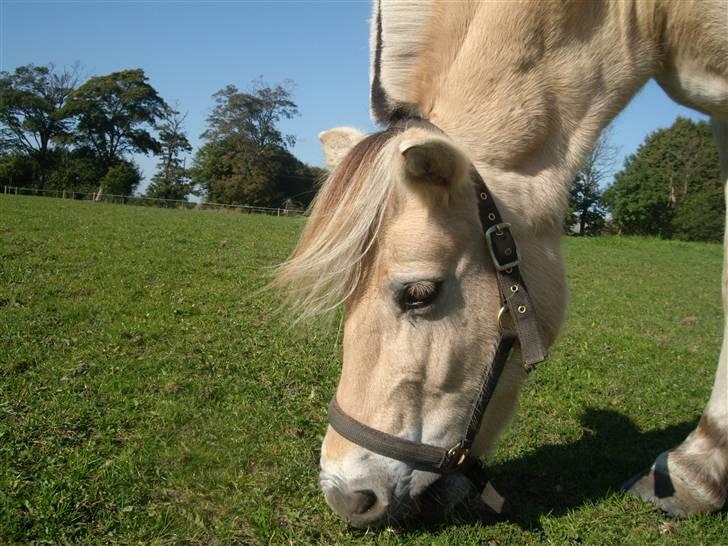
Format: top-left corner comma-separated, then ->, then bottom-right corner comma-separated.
2,186 -> 306,216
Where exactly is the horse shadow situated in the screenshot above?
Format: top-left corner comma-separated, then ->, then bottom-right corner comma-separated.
395,408 -> 699,533
489,409 -> 697,529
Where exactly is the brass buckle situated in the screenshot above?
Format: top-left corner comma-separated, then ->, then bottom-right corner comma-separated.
497,305 -> 508,332
445,443 -> 470,470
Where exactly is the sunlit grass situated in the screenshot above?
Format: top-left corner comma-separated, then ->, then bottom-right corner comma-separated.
1,195 -> 726,544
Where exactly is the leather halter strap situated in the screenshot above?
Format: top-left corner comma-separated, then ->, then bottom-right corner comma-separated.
329,334 -> 516,474
471,164 -> 547,369
326,117 -> 547,499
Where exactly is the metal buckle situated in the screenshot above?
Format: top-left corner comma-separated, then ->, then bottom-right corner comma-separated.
444,442 -> 470,470
496,305 -> 508,332
485,222 -> 520,271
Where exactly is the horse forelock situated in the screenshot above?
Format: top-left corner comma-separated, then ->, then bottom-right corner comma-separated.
274,130 -> 400,322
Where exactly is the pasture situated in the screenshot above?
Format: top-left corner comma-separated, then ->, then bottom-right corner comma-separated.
1,195 -> 727,544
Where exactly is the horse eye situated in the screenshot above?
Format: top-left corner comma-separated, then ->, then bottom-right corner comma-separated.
402,280 -> 441,310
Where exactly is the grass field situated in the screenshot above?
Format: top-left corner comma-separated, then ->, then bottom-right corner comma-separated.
1,195 -> 727,545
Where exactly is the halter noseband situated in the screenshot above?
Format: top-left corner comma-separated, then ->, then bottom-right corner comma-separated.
326,117 -> 548,514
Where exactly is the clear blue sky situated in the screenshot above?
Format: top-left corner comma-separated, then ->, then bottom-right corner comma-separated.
1,0 -> 707,193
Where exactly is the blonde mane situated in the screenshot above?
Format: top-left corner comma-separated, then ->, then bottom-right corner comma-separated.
274,130 -> 399,321
369,0 -> 433,123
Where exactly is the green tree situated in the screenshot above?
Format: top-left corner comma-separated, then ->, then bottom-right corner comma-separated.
192,79 -> 319,207
202,79 -> 298,147
146,107 -> 193,200
62,69 -> 166,170
192,135 -> 321,207
45,148 -> 107,193
0,153 -> 37,187
0,63 -> 80,188
604,117 -> 722,241
100,160 -> 142,196
671,190 -> 724,242
567,129 -> 617,236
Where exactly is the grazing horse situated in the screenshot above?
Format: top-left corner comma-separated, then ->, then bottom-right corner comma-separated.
276,0 -> 728,528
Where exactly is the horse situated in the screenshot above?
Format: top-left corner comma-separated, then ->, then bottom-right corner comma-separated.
275,0 -> 728,528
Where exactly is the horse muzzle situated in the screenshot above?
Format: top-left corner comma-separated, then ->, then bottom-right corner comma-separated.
319,460 -> 475,528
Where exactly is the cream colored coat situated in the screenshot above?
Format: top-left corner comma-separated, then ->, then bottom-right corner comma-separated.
277,0 -> 728,527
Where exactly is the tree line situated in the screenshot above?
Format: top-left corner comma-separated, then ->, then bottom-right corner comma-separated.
567,117 -> 723,243
0,63 -> 324,207
2,63 -> 723,240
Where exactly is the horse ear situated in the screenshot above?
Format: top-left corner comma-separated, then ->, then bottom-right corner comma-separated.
399,137 -> 469,187
319,127 -> 366,170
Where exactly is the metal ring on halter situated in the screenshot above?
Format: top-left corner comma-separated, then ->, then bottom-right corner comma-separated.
497,305 -> 508,332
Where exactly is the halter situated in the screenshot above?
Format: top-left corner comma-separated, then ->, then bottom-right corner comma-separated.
327,117 -> 548,514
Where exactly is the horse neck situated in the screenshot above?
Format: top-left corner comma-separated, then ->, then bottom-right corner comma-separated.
379,0 -> 662,233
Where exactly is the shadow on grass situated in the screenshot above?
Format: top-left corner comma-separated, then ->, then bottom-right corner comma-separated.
491,408 -> 697,530
384,408 -> 699,535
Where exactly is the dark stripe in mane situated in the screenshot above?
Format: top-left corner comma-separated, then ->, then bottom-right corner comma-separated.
309,129 -> 395,220
370,0 -> 420,126
274,127 -> 403,320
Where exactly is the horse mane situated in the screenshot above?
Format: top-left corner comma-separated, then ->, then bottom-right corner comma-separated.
369,0 -> 433,124
274,130 -> 400,321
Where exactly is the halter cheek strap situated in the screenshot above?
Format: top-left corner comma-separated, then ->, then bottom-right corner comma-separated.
472,164 -> 547,369
326,117 -> 548,513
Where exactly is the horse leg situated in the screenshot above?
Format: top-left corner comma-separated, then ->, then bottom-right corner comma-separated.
625,117 -> 728,516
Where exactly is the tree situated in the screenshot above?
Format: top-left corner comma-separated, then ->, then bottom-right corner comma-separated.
567,129 -> 618,235
62,69 -> 166,170
0,63 -> 80,187
0,153 -> 37,187
604,117 -> 722,241
146,107 -> 193,200
191,79 -> 320,207
45,148 -> 107,193
191,135 -> 321,207
99,160 -> 142,196
202,79 -> 298,147
671,190 -> 724,242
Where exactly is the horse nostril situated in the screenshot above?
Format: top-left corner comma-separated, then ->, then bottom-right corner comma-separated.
352,489 -> 377,514
323,484 -> 386,524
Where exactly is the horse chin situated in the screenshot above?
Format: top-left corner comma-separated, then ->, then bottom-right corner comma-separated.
374,473 -> 480,528
412,473 -> 479,521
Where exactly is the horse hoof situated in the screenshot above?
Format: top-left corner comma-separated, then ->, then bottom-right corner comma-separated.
622,451 -> 726,517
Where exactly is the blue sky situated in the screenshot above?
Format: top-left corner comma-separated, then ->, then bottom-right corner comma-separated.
1,0 -> 707,192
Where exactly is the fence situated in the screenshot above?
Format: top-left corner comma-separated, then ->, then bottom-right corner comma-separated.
2,186 -> 306,217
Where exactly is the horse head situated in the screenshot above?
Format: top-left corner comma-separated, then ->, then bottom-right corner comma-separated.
276,121 -> 565,526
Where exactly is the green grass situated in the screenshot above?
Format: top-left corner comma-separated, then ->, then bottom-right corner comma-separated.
1,195 -> 727,544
